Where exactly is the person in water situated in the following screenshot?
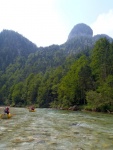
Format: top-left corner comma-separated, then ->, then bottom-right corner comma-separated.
4,106 -> 10,114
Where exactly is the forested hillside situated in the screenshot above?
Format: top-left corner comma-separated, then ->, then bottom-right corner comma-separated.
0,30 -> 37,71
0,23 -> 113,112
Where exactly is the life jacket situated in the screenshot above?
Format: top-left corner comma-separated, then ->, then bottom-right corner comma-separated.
31,107 -> 34,110
4,107 -> 9,114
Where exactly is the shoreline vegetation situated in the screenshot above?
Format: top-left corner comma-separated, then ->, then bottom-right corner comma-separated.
1,105 -> 113,115
54,106 -> 113,114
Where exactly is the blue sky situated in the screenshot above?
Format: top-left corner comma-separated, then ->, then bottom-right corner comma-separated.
0,0 -> 113,46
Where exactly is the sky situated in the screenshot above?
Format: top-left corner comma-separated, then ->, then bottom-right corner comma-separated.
0,0 -> 113,47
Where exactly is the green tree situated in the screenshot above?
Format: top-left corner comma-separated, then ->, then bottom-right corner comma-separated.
11,82 -> 24,106
23,73 -> 42,105
90,38 -> 110,84
57,55 -> 92,108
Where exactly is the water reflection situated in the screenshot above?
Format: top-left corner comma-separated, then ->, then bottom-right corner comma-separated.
0,108 -> 113,150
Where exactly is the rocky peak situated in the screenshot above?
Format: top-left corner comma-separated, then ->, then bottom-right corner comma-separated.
68,23 -> 93,41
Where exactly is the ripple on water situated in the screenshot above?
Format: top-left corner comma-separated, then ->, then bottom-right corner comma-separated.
0,126 -> 7,131
0,108 -> 113,150
11,136 -> 35,144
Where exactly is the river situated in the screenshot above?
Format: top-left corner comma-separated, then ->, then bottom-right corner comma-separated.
0,107 -> 113,150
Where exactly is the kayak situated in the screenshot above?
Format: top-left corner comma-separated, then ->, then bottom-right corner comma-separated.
29,109 -> 35,112
0,113 -> 12,119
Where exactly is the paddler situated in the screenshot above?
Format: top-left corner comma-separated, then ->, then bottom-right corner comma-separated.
4,106 -> 10,114
31,105 -> 35,111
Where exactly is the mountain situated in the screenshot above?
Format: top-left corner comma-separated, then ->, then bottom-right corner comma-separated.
67,23 -> 93,41
67,23 -> 113,42
93,34 -> 113,43
0,24 -> 112,73
0,30 -> 38,70
64,23 -> 113,55
0,23 -> 113,107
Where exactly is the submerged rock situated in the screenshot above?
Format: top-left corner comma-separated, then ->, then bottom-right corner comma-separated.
68,105 -> 79,111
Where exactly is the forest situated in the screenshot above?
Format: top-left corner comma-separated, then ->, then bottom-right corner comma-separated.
0,25 -> 113,112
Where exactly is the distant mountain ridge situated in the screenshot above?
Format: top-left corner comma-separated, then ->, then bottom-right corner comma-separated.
0,30 -> 38,70
0,29 -> 37,55
64,23 -> 113,55
67,23 -> 113,42
0,23 -> 112,72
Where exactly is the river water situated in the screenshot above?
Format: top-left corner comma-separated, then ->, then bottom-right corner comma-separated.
0,107 -> 113,150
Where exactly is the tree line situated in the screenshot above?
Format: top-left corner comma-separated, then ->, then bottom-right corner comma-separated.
0,36 -> 113,112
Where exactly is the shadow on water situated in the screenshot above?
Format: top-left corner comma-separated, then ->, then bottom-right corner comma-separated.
0,108 -> 113,150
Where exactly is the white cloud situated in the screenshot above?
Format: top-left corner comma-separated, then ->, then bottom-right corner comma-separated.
91,10 -> 113,38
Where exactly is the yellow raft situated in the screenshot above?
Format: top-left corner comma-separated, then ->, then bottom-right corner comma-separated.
29,109 -> 35,112
0,113 -> 12,119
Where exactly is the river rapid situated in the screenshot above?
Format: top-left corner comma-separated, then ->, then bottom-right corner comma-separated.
0,107 -> 113,150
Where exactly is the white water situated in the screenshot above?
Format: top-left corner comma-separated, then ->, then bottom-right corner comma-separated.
0,108 -> 113,150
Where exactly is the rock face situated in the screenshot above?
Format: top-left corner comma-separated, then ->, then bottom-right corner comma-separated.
68,23 -> 93,41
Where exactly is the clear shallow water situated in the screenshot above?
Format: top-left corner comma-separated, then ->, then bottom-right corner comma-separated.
0,108 -> 113,150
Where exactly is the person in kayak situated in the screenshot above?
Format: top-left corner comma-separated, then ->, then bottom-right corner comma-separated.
31,106 -> 35,110
4,106 -> 10,114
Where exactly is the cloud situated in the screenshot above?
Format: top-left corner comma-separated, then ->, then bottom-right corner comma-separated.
91,10 -> 113,38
